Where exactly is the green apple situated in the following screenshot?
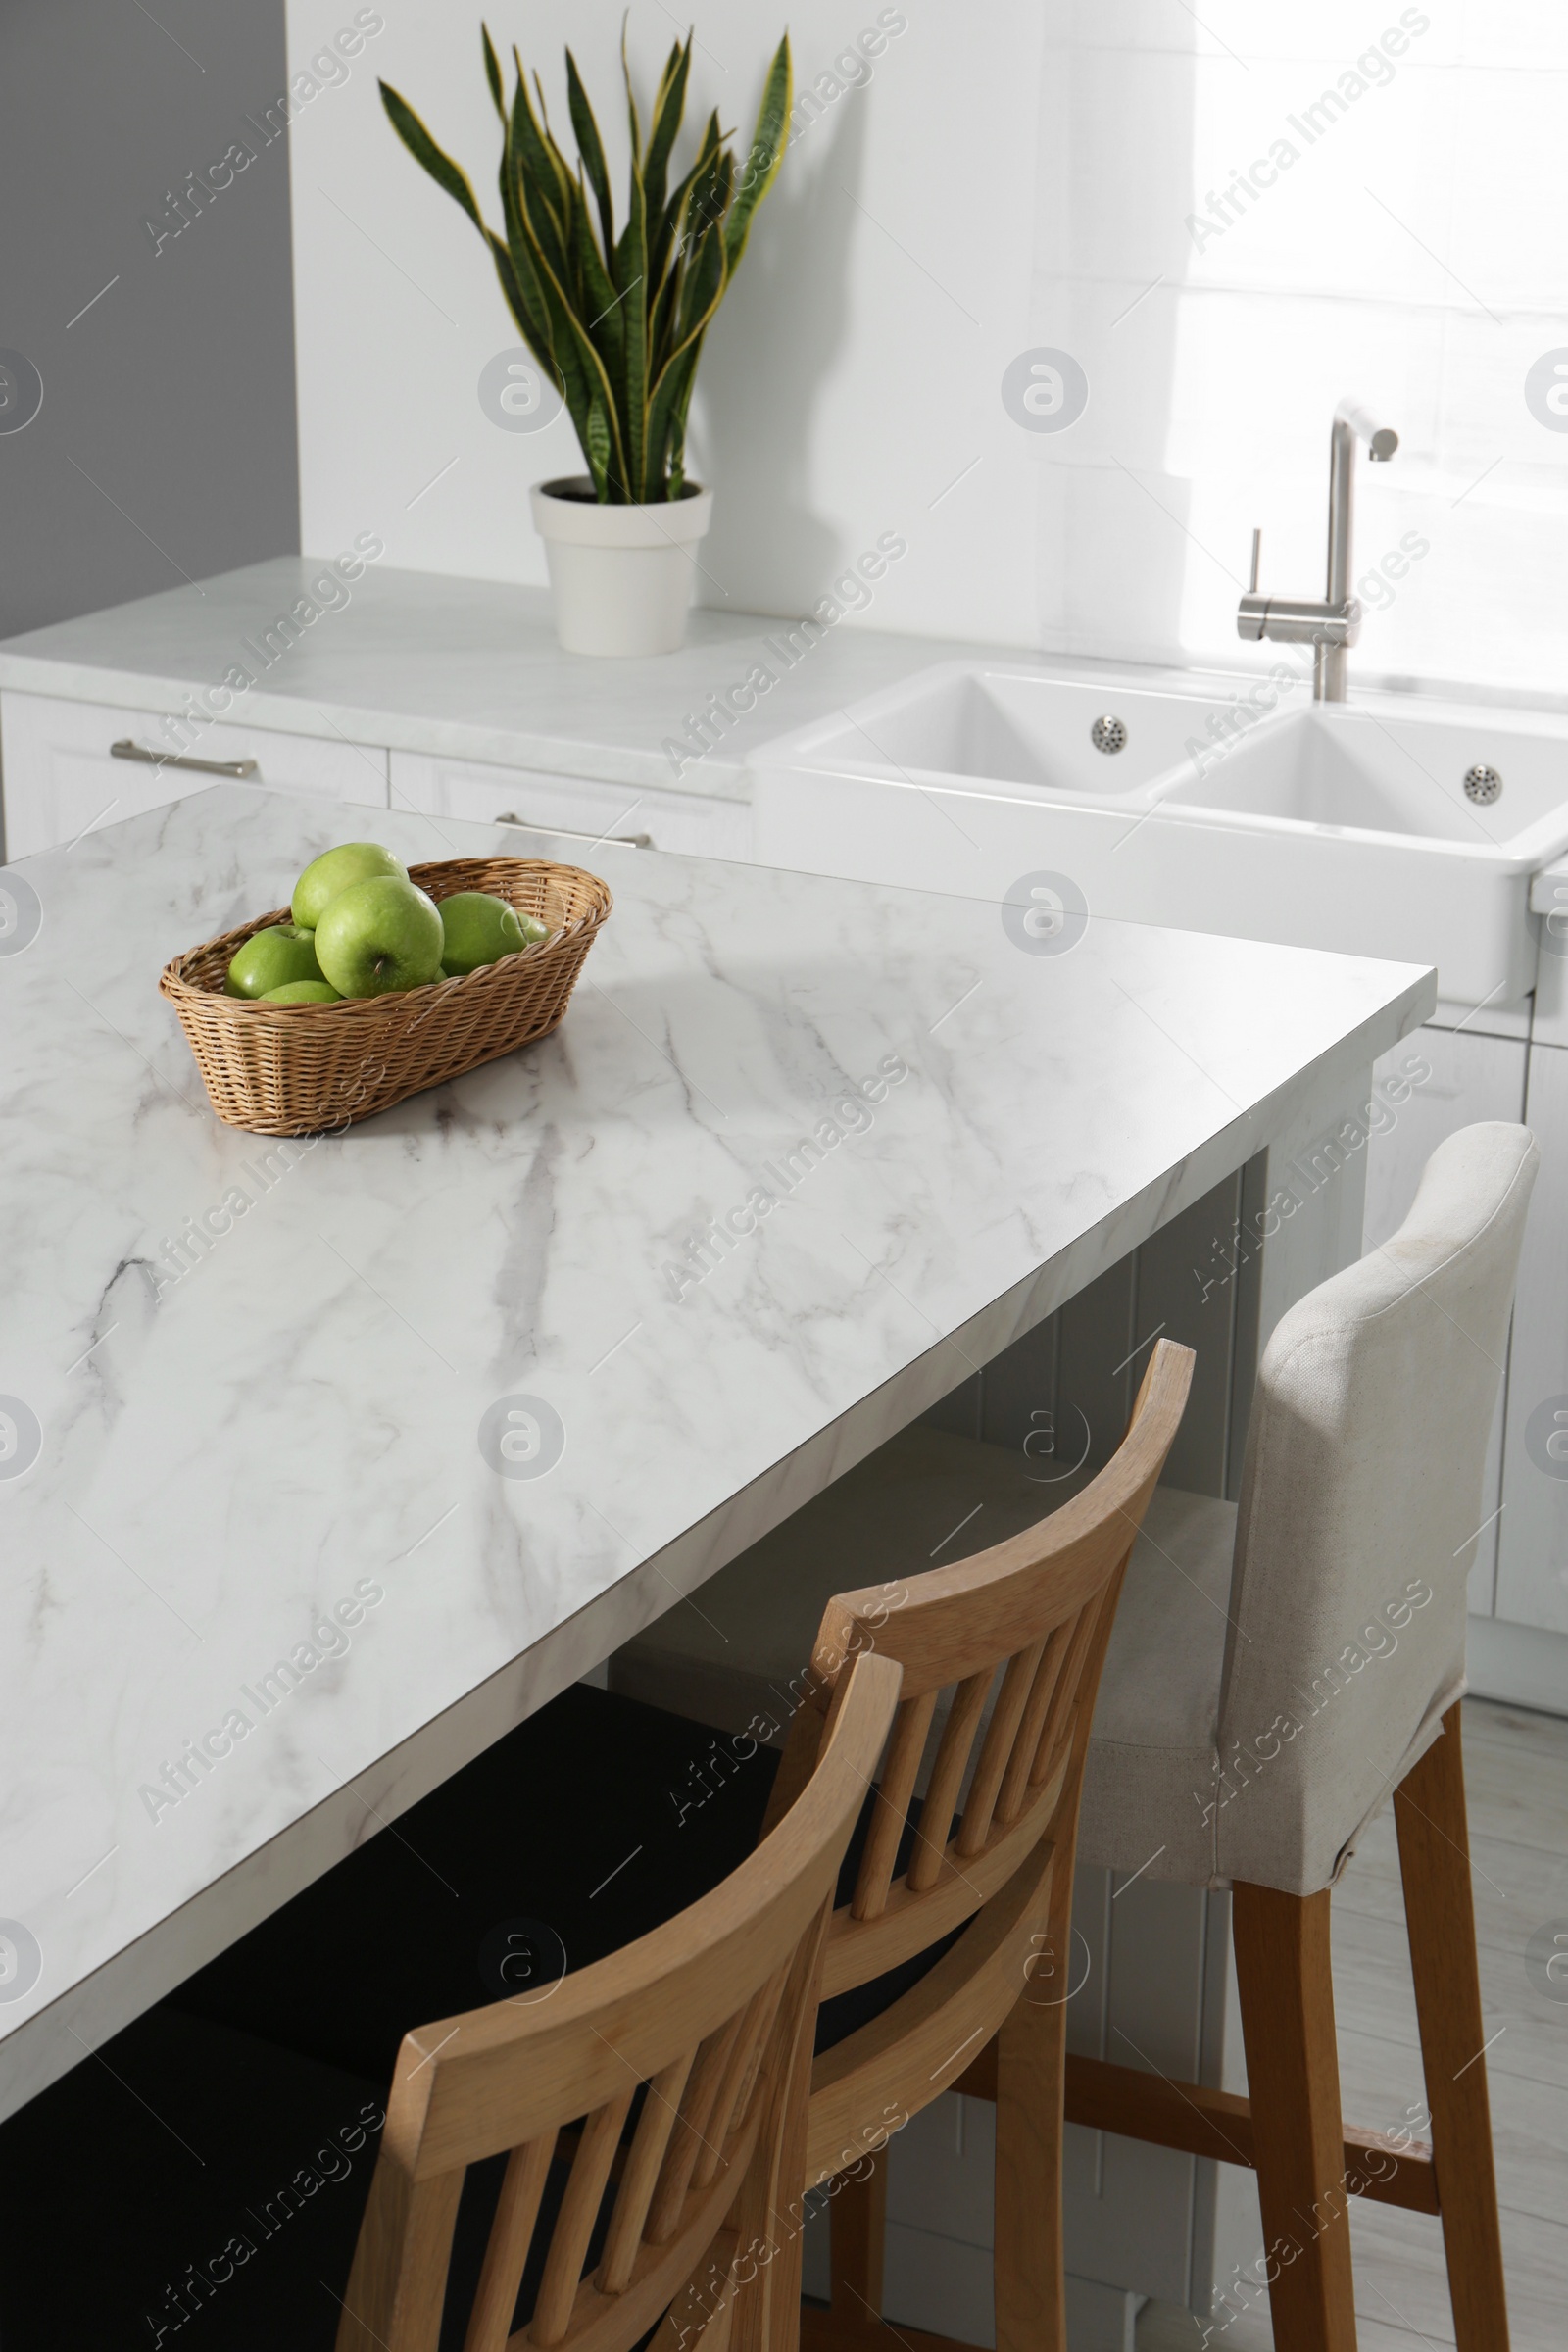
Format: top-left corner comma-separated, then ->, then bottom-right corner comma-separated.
314,876 -> 445,998
438,891 -> 546,974
261,979 -> 343,1005
292,841 -> 408,930
225,923 -> 323,999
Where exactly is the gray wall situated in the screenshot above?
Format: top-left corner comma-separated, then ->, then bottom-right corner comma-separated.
0,0 -> 299,640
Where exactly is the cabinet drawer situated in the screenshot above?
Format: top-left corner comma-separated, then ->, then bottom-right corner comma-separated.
0,692 -> 388,860
389,749 -> 752,862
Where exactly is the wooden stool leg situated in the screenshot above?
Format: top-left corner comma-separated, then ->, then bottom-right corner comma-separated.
994,1858 -> 1071,2352
828,2158 -> 886,2329
1394,1705 -> 1510,2352
1231,1882 -> 1358,2352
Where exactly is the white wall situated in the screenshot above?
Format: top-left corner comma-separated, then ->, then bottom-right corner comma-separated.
288,1 -> 1568,696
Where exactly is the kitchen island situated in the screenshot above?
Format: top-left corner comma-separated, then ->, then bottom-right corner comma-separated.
0,784 -> 1430,2338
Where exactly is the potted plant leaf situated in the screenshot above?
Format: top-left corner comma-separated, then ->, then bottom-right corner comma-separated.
380,24 -> 791,657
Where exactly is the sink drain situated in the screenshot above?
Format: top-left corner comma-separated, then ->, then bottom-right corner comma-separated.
1464,763 -> 1502,805
1091,715 -> 1127,755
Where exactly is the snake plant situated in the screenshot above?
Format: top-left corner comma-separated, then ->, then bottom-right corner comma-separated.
380,24 -> 791,504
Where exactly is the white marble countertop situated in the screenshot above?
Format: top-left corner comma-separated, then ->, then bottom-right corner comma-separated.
0,557 -> 1272,801
0,784 -> 1432,2116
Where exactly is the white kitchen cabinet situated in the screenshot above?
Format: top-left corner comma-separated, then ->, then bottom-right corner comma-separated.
388,749 -> 752,862
1525,894 -> 1568,1047
1364,1026 -> 1529,1250
0,691 -> 388,861
1497,1039 -> 1568,1636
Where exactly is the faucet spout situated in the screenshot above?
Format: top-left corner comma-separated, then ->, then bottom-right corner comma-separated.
1238,399 -> 1399,703
1320,402 -> 1398,700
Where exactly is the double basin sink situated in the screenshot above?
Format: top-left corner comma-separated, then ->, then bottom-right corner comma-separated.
748,663 -> 1568,1004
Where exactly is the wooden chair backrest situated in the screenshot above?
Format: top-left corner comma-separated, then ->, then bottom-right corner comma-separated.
766,1339 -> 1194,1998
335,1648 -> 903,2352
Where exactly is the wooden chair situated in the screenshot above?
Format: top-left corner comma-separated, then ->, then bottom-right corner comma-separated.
0,1664 -> 897,2352
757,1338 -> 1196,2352
333,1644 -> 903,2352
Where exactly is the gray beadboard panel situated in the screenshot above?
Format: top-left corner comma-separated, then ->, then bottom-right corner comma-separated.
922,1365 -> 986,1442
1131,1174 -> 1243,1499
1057,1251 -> 1141,1478
978,1301 -> 1060,1456
963,1166 -> 1247,1498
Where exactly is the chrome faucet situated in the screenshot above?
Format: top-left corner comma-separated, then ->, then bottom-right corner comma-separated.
1237,399 -> 1398,702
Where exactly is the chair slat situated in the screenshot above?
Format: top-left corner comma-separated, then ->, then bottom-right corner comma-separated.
994,1620 -> 1072,1827
463,2133 -> 555,2352
710,1958 -> 791,2173
907,1668 -> 992,1891
533,2091 -> 635,2346
1030,1588 -> 1109,1787
852,1690 -> 937,1921
694,1975 -> 778,2190
595,2052 -> 695,2296
957,1638 -> 1045,1857
730,1961 -> 790,2131
645,2014 -> 744,2245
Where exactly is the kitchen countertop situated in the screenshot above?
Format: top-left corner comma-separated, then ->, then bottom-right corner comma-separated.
0,556 -> 1267,800
0,783 -> 1431,2117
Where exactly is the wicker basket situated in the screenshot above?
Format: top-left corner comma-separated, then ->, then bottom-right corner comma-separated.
160,857 -> 612,1135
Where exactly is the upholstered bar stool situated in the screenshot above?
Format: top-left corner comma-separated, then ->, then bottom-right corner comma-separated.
1045,1119 -> 1538,2352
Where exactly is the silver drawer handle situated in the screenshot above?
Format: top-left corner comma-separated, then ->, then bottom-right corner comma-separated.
495,808 -> 651,849
111,739 -> 258,779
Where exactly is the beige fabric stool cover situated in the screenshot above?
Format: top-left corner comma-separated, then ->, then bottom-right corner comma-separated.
1082,1120 -> 1537,1897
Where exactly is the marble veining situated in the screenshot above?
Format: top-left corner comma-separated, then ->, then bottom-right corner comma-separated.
0,784 -> 1431,2115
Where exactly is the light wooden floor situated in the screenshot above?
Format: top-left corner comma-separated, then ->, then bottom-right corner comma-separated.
1139,1694 -> 1568,2352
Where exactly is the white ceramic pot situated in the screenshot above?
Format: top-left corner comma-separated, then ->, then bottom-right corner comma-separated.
530,476 -> 714,657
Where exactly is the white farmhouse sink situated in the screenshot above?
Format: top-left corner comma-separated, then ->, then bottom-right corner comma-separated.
1152,701 -> 1568,1000
1165,704 -> 1568,847
749,667 -> 1568,1007
761,661 -> 1293,808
